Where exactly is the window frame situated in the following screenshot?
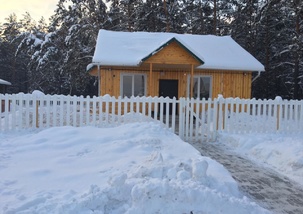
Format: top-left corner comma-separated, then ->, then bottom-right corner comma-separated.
187,75 -> 212,99
120,73 -> 147,97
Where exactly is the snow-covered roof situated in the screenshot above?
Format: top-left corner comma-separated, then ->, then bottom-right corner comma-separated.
90,29 -> 264,72
0,79 -> 11,86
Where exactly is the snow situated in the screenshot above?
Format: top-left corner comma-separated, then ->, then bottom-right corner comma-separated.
0,122 -> 269,214
0,79 -> 11,86
31,90 -> 45,98
91,29 -> 265,72
218,133 -> 303,186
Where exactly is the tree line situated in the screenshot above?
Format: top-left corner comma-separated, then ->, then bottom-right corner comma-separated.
0,0 -> 302,99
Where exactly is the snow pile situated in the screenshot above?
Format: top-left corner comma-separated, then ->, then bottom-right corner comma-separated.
219,133 -> 303,186
0,122 -> 268,214
31,90 -> 45,97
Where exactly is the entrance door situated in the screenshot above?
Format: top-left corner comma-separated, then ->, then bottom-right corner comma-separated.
159,80 -> 178,115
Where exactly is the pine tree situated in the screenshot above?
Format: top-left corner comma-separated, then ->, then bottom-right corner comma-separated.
0,14 -> 28,93
253,0 -> 303,99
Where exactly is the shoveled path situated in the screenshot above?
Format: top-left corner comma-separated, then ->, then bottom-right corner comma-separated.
190,141 -> 303,214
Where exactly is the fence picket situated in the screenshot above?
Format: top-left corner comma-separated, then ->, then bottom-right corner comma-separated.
211,98 -> 218,141
79,96 -> 84,127
200,98 -> 206,137
159,97 -> 164,123
106,97 -> 110,123
66,95 -> 71,126
32,95 -> 37,129
165,97 -> 170,128
142,98 -> 146,121
171,97 -> 176,133
185,98 -> 190,141
99,97 -> 103,126
123,97 -> 127,120
11,94 -> 16,131
111,97 -> 116,123
217,98 -> 223,132
153,98 -> 158,121
117,97 -> 122,124
206,98 -> 212,141
194,99 -> 200,140
189,98 -> 194,142
178,98 -> 185,139
17,95 -> 23,129
147,98 -> 152,118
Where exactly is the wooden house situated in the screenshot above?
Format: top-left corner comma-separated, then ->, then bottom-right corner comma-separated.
87,30 -> 264,100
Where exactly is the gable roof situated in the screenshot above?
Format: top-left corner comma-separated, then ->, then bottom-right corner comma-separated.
140,37 -> 204,65
89,29 -> 264,72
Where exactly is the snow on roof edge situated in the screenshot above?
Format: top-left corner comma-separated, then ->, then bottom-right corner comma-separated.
198,64 -> 265,72
0,79 -> 12,85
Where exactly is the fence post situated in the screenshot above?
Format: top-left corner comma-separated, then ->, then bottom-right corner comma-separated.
11,94 -> 16,131
165,97 -> 170,128
212,98 -> 218,141
275,97 -> 281,131
206,98 -> 212,141
4,94 -> 9,131
35,99 -> 39,128
189,98 -> 195,142
178,98 -> 185,140
217,95 -> 224,132
171,97 -> 176,133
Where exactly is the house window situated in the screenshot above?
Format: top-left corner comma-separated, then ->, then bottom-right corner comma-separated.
187,75 -> 212,99
121,73 -> 146,97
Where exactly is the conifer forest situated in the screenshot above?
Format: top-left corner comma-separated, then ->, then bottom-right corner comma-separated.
0,0 -> 302,99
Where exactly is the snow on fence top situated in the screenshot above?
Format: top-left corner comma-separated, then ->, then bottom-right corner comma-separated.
90,29 -> 265,72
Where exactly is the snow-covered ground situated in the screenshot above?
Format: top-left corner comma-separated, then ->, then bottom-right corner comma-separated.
218,132 -> 303,187
0,121 -> 269,214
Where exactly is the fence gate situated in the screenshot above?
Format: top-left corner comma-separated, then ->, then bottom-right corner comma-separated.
178,98 -> 218,143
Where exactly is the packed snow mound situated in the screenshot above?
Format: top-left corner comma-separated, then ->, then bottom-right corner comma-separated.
0,122 -> 269,213
219,133 -> 303,186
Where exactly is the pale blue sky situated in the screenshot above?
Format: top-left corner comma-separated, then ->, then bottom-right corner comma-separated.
0,0 -> 57,23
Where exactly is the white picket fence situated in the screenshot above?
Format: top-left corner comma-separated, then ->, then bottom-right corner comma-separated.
1,93 -> 303,142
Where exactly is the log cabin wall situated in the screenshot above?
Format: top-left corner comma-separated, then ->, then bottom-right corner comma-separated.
90,67 -> 252,99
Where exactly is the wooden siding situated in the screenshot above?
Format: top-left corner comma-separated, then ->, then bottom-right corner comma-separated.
89,67 -> 252,99
143,41 -> 201,66
194,70 -> 252,99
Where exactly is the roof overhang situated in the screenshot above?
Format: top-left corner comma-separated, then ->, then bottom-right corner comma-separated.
0,79 -> 12,86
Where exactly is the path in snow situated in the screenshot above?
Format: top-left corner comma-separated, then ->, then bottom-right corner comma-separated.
190,141 -> 303,214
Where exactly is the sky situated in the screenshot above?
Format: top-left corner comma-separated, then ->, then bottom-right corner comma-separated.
0,0 -> 58,23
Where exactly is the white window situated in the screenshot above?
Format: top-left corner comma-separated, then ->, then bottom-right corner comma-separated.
121,73 -> 146,97
187,75 -> 212,99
